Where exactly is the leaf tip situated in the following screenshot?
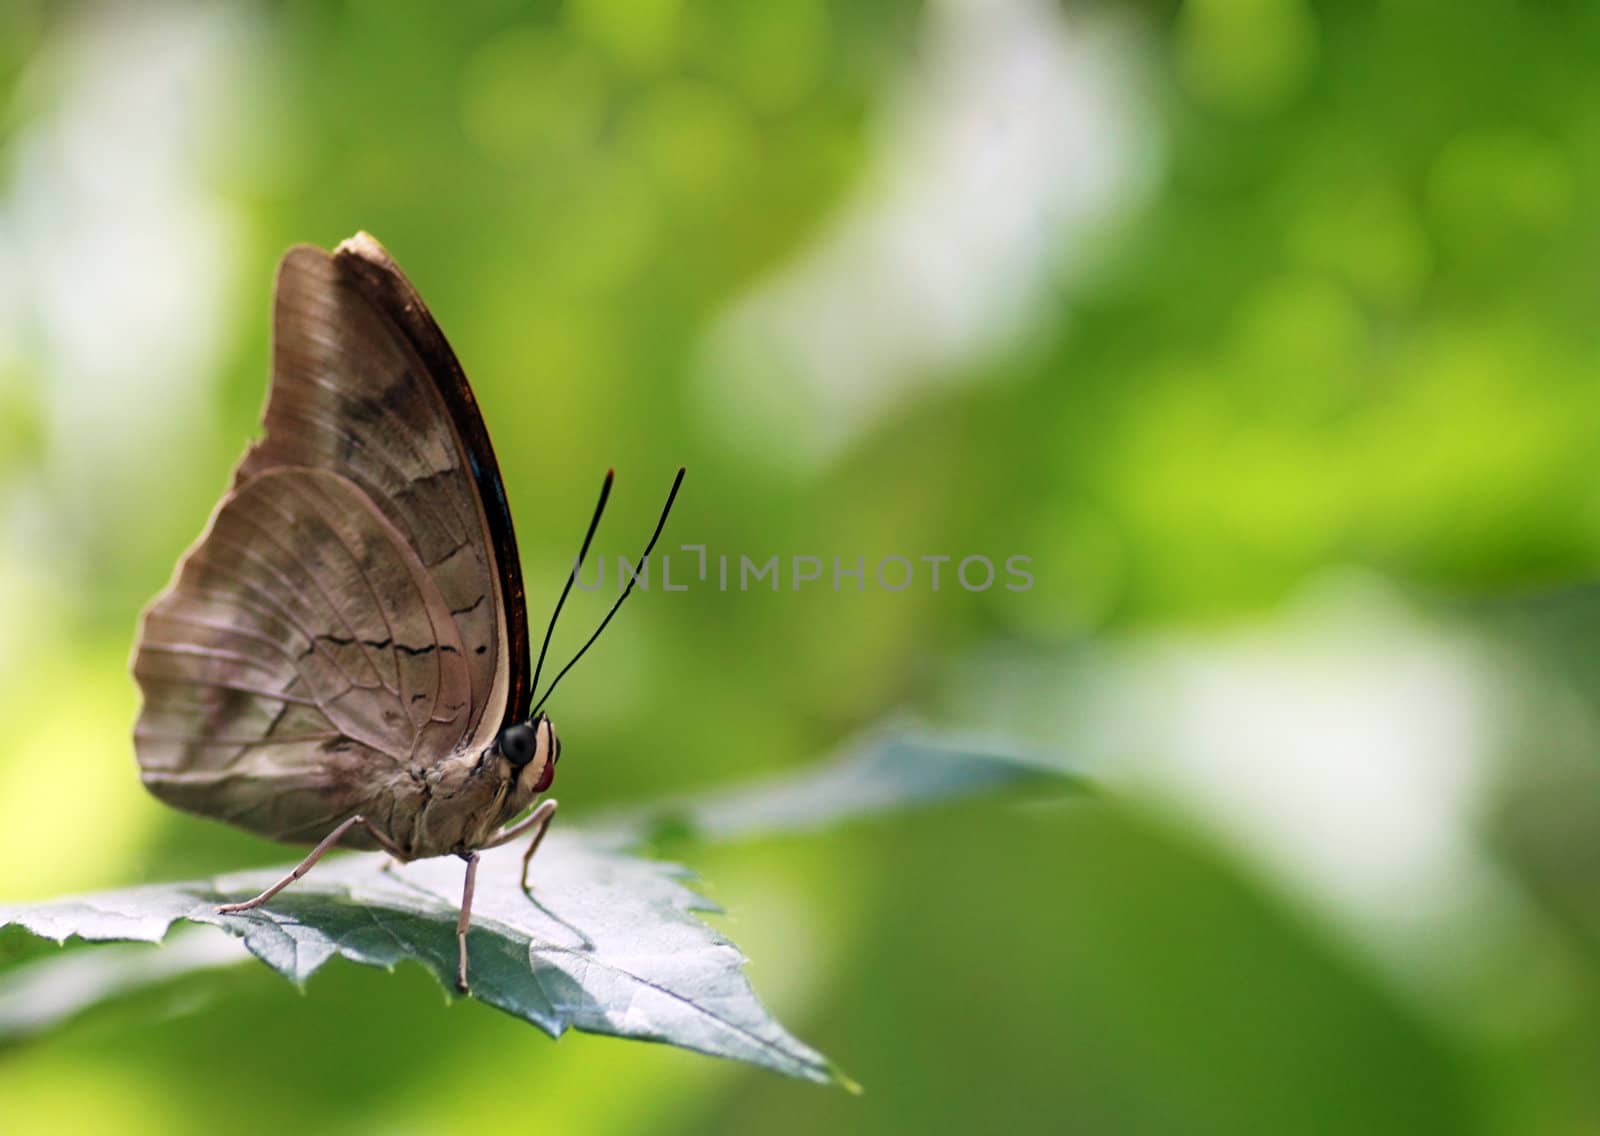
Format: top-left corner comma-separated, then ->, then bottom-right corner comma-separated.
829,1062 -> 863,1095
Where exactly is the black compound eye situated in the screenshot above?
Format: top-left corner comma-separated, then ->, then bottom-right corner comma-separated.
501,724 -> 536,767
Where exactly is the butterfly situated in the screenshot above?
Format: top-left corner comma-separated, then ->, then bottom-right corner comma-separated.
131,232 -> 683,991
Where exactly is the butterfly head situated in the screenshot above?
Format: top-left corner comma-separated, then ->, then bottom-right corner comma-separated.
499,713 -> 560,796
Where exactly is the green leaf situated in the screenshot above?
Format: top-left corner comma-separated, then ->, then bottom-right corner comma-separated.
0,730 -> 1075,1084
0,928 -> 249,1043
595,725 -> 1080,847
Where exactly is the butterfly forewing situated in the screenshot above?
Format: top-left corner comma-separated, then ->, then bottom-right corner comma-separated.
238,236 -> 526,744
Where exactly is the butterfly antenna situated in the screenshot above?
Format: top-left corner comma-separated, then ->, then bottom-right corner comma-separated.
530,467 -> 686,718
530,469 -> 614,705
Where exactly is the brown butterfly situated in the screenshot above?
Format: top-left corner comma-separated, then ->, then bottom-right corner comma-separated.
131,232 -> 682,991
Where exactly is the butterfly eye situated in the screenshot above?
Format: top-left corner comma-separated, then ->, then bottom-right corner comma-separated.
500,724 -> 536,767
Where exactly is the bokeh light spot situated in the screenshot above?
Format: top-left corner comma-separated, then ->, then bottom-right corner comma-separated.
1427,130 -> 1574,255
1176,0 -> 1319,115
619,79 -> 759,203
569,0 -> 682,73
460,27 -> 609,169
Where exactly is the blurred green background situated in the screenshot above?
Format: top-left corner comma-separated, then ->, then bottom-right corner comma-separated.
6,0 -> 1600,1132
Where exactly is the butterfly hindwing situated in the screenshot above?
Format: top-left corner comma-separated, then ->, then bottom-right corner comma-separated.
133,467 -> 472,845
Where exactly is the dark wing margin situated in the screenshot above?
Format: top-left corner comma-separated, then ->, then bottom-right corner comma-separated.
331,234 -> 529,731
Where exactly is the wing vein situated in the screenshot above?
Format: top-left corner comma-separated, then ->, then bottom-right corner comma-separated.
220,510 -> 396,697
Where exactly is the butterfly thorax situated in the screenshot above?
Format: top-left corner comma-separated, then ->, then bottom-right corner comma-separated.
374,717 -> 557,859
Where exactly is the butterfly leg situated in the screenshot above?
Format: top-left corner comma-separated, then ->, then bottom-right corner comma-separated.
517,800 -> 559,891
456,851 -> 480,993
216,814 -> 403,914
481,799 -> 559,891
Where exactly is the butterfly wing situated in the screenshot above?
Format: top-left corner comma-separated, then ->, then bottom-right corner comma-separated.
238,233 -> 528,743
134,467 -> 472,845
132,234 -> 528,846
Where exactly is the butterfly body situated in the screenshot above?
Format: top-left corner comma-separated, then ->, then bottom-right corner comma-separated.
376,713 -> 557,860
